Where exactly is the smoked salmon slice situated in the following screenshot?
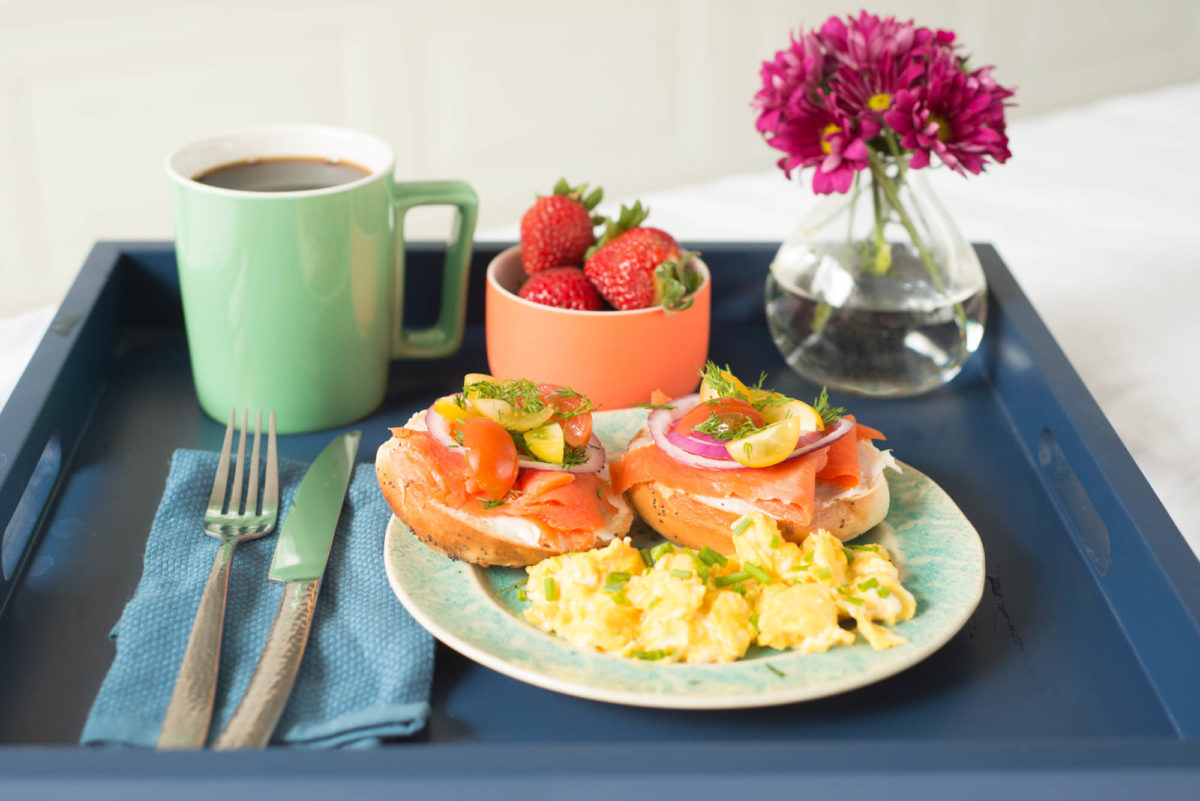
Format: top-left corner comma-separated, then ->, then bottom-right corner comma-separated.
815,417 -> 885,490
387,427 -> 615,545
612,418 -> 883,525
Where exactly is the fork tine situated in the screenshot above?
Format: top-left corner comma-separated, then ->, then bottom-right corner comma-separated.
227,410 -> 249,514
207,409 -> 236,512
245,410 -> 262,514
263,411 -> 279,521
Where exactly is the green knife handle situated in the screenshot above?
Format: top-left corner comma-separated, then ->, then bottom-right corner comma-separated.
157,536 -> 238,749
212,578 -> 320,749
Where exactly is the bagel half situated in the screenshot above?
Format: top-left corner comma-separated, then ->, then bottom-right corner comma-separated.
624,436 -> 894,554
375,416 -> 633,567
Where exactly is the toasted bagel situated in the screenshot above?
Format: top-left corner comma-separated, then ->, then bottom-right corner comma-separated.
375,417 -> 633,568
624,438 -> 893,553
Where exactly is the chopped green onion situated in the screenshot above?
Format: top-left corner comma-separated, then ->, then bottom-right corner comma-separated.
816,567 -> 832,580
748,613 -> 760,630
848,543 -> 879,552
670,569 -> 693,579
769,534 -> 781,549
698,546 -> 729,567
877,587 -> 891,598
697,564 -> 711,583
765,663 -> 786,678
630,647 -> 675,661
843,547 -> 856,564
732,517 -> 754,537
744,563 -> 771,584
844,595 -> 865,606
639,548 -> 654,567
544,577 -> 558,601
858,578 -> 879,591
789,564 -> 809,571
608,571 -> 631,583
650,542 -> 675,561
714,570 -> 751,587
732,584 -> 747,595
610,592 -> 630,605
516,588 -> 527,602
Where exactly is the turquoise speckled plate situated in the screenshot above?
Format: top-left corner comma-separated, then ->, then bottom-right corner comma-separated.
383,409 -> 985,709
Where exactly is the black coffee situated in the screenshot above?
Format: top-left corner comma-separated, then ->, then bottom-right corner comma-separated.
194,157 -> 372,192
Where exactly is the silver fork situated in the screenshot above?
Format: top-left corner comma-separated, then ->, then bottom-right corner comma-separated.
157,409 -> 278,750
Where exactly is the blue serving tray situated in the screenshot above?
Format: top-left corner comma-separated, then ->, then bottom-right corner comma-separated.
1,242 -> 1198,799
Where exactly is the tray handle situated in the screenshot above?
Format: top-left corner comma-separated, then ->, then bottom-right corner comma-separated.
1037,427 -> 1111,575
1,432 -> 63,599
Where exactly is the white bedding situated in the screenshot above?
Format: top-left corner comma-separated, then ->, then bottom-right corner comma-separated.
3,82 -> 1198,558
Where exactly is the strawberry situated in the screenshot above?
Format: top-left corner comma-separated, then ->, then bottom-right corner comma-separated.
518,266 -> 604,311
583,202 -> 702,312
519,178 -> 604,275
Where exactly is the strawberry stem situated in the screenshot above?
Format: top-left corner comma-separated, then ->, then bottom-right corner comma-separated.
585,201 -> 650,260
654,253 -> 703,314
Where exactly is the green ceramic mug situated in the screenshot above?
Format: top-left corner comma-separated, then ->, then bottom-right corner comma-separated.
166,125 -> 477,433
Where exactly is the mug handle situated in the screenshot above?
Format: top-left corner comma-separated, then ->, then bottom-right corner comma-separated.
390,180 -> 479,358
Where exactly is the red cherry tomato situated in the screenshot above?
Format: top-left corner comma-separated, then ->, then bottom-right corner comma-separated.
461,417 -> 519,500
538,383 -> 593,449
676,398 -> 764,437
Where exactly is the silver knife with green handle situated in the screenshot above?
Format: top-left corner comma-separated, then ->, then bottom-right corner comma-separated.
212,429 -> 361,749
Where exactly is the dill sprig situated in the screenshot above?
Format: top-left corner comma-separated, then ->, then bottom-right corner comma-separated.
698,361 -> 752,402
560,443 -> 590,468
698,361 -> 788,411
546,386 -> 595,418
692,411 -> 764,441
481,489 -> 523,509
465,377 -> 546,413
632,401 -> 675,411
812,386 -> 847,426
498,577 -> 528,594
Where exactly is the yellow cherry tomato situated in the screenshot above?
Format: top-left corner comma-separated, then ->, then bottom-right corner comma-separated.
726,416 -> 809,468
524,422 -> 565,464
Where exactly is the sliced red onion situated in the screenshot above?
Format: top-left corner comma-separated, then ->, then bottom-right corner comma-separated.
646,396 -> 746,471
787,416 -> 854,458
423,404 -> 604,473
424,404 -> 459,450
645,394 -> 855,469
664,425 -> 732,459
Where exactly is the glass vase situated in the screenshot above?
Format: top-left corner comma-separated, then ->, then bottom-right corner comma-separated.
765,168 -> 986,397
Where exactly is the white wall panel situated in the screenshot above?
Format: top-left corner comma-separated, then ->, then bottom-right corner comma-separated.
1,0 -> 1197,315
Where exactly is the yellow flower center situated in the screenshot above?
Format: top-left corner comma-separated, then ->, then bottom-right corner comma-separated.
819,123 -> 840,155
929,114 -> 952,142
867,93 -> 891,111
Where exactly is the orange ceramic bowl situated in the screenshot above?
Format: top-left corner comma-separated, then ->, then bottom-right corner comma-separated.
486,245 -> 711,410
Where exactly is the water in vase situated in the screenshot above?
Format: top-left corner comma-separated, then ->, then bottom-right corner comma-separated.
765,243 -> 987,397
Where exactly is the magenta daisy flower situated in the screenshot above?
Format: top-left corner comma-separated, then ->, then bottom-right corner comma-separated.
883,51 -> 1014,175
764,92 -> 879,194
752,30 -> 827,137
820,12 -> 955,120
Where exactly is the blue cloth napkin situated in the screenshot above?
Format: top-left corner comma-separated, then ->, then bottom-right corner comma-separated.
81,449 -> 434,748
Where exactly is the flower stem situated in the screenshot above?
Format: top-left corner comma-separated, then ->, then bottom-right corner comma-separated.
867,150 -> 945,293
867,149 -> 967,328
870,171 -> 889,274
883,128 -> 907,183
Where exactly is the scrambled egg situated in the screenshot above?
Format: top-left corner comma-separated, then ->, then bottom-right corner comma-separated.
523,512 -> 916,663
